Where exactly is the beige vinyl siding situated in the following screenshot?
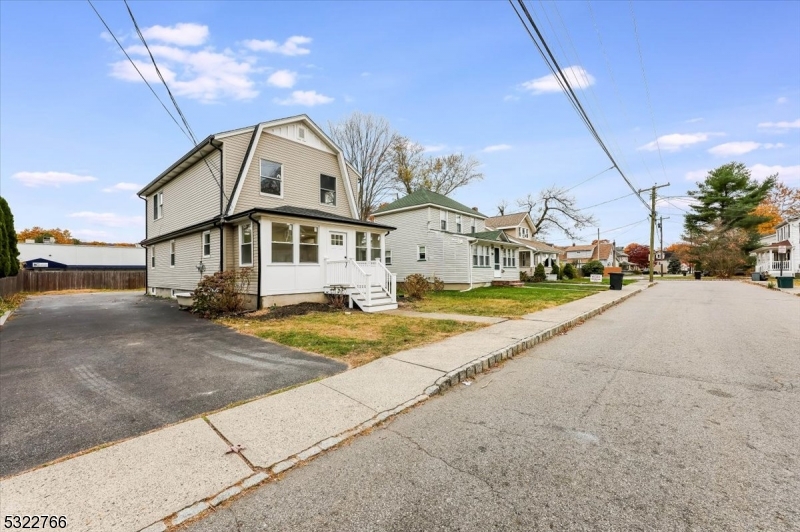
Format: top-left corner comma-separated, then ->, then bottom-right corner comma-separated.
146,151 -> 222,237
228,221 -> 259,294
147,230 -> 221,293
232,132 -> 354,219
221,131 -> 253,200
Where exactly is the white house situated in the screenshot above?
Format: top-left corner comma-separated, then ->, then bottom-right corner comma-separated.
18,242 -> 145,270
139,114 -> 397,312
372,190 -> 523,289
752,217 -> 799,277
483,212 -> 561,274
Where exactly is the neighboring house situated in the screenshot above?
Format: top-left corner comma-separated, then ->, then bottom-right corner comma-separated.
560,244 -> 595,266
138,114 -> 397,312
17,242 -> 145,270
752,217 -> 799,277
615,247 -> 630,270
560,241 -> 621,268
484,212 -> 560,274
653,250 -> 675,274
372,190 -> 523,289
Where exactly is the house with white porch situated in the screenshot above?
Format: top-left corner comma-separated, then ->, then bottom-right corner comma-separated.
483,212 -> 561,275
372,190 -> 523,289
752,217 -> 799,278
138,114 -> 398,312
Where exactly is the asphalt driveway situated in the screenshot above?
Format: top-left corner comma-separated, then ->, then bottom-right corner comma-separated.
0,291 -> 346,477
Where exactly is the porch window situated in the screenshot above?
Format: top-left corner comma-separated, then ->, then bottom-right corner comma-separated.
456,214 -> 462,233
170,240 -> 175,267
299,225 -> 318,263
356,232 -> 367,261
240,224 -> 253,266
418,245 -> 427,261
385,249 -> 392,265
370,233 -> 381,261
260,159 -> 282,196
320,174 -> 336,206
153,191 -> 163,220
484,246 -> 490,266
271,222 -> 292,263
202,231 -> 211,257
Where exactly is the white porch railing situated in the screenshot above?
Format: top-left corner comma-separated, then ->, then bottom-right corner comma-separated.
359,260 -> 396,303
324,258 -> 397,307
349,260 -> 371,307
758,260 -> 792,273
325,259 -> 349,286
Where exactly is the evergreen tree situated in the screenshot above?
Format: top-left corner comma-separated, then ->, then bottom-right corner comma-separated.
562,263 -> 575,279
0,197 -> 20,277
550,263 -> 560,279
533,263 -> 546,282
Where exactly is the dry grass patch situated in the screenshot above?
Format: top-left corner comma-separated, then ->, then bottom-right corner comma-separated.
220,311 -> 485,367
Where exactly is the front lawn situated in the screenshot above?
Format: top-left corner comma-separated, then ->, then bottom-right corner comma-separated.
540,278 -> 638,286
405,286 -> 593,318
220,310 -> 485,367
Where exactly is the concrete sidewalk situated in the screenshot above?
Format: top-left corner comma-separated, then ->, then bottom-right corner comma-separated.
0,282 -> 648,532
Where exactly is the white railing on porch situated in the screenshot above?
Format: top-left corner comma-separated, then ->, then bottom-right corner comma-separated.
349,260 -> 371,307
324,259 -> 397,306
358,260 -> 396,303
325,259 -> 349,286
758,260 -> 792,272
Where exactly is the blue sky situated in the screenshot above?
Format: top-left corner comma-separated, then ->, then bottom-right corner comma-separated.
1,0 -> 798,246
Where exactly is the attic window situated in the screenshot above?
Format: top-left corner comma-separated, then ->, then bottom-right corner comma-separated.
298,127 -> 306,141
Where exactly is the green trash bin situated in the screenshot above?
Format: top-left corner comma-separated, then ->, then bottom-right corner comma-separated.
777,276 -> 794,289
609,272 -> 624,290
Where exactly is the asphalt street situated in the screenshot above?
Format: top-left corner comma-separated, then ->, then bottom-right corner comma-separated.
185,281 -> 800,531
0,292 -> 345,477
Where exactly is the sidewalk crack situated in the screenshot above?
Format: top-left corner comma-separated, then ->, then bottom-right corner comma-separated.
319,382 -> 377,413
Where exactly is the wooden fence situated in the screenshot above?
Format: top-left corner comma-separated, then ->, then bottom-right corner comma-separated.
0,270 -> 145,299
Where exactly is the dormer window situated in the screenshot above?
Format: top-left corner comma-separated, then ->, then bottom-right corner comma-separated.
518,227 -> 530,239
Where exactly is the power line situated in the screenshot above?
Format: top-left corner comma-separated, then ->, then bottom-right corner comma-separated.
508,0 -> 650,211
577,192 -> 636,211
86,0 -> 192,143
548,218 -> 649,244
629,0 -> 668,181
564,165 -> 615,192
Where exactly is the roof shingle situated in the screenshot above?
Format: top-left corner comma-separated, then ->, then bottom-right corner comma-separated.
374,189 -> 486,218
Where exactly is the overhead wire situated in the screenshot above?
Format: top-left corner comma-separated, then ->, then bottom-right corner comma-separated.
563,165 -> 615,192
509,0 -> 650,211
577,192 -> 636,211
86,0 -> 193,143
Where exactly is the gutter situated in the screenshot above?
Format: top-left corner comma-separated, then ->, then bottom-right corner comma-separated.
248,213 -> 262,310
144,193 -> 148,295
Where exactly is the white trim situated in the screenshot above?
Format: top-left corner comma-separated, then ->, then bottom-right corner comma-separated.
319,173 -> 337,208
202,230 -> 212,258
169,240 -> 175,268
239,222 -> 254,266
258,158 -> 284,199
213,126 -> 256,140
150,246 -> 156,268
374,203 -> 487,219
337,151 -> 359,218
417,245 -> 427,261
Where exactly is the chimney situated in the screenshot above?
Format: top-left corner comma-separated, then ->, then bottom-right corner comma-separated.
472,207 -> 479,211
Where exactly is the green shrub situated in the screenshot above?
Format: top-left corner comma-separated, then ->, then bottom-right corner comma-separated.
532,263 -> 546,282
519,270 -> 530,282
431,276 -> 445,292
581,260 -> 605,277
550,263 -> 560,279
191,268 -> 252,318
404,273 -> 430,300
562,263 -> 575,279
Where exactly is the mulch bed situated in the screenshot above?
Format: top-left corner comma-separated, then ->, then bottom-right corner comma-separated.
248,302 -> 339,321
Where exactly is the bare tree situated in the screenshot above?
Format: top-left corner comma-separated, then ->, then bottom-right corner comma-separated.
517,187 -> 597,239
496,199 -> 509,215
391,140 -> 484,196
328,112 -> 398,219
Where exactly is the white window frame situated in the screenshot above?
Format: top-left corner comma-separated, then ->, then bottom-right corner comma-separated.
440,209 -> 447,231
320,174 -> 337,207
239,223 -> 253,266
385,249 -> 392,265
202,231 -> 211,258
170,240 -> 175,267
151,246 -> 156,268
418,245 -> 427,261
456,214 -> 462,233
259,159 -> 283,198
154,191 -> 163,220
297,126 -> 307,142
271,222 -> 294,264
299,225 -> 319,264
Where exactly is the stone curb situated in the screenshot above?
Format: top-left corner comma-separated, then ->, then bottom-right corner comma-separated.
140,285 -> 648,531
741,279 -> 799,296
0,310 -> 12,327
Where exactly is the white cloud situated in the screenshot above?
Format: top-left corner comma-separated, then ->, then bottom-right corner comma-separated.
360,72 -> 371,77
708,141 -> 785,156
423,144 -> 446,153
685,117 -> 704,123
267,69 -> 297,88
274,90 -> 333,106
638,132 -> 722,152
776,97 -> 788,104
521,66 -> 595,94
68,212 -> 144,228
685,169 -> 708,181
12,171 -> 98,188
758,118 -> 800,130
503,95 -> 519,102
141,23 -> 209,46
103,182 -> 141,193
483,144 -> 512,152
750,164 -> 800,183
243,36 -> 312,56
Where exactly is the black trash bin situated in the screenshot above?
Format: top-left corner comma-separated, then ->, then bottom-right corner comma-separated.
609,272 -> 624,290
694,271 -> 702,280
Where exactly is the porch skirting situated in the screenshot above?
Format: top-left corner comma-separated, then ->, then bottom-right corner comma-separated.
261,292 -> 327,307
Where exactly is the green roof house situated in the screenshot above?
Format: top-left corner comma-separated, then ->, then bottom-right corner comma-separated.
373,190 -> 523,288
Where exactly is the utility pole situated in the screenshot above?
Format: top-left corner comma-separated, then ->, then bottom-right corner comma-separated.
638,183 -> 670,284
658,215 -> 669,276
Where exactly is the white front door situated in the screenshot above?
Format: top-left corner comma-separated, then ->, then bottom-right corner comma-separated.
329,232 -> 347,261
493,247 -> 501,278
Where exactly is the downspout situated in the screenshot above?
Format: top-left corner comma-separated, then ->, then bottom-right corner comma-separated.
143,194 -> 148,295
212,140 -> 225,273
248,213 -> 262,310
461,238 -> 475,292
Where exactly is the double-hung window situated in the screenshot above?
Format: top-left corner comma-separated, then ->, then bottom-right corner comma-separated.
240,223 -> 253,266
370,233 -> 381,261
202,231 -> 211,258
440,210 -> 447,231
355,232 -> 368,261
456,215 -> 462,233
153,191 -> 163,220
484,246 -> 490,266
385,249 -> 392,265
151,246 -> 156,268
299,225 -> 319,263
320,175 -> 336,206
503,249 -> 508,267
472,247 -> 478,266
170,240 -> 176,267
260,159 -> 282,196
271,223 -> 292,263
418,245 -> 427,261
